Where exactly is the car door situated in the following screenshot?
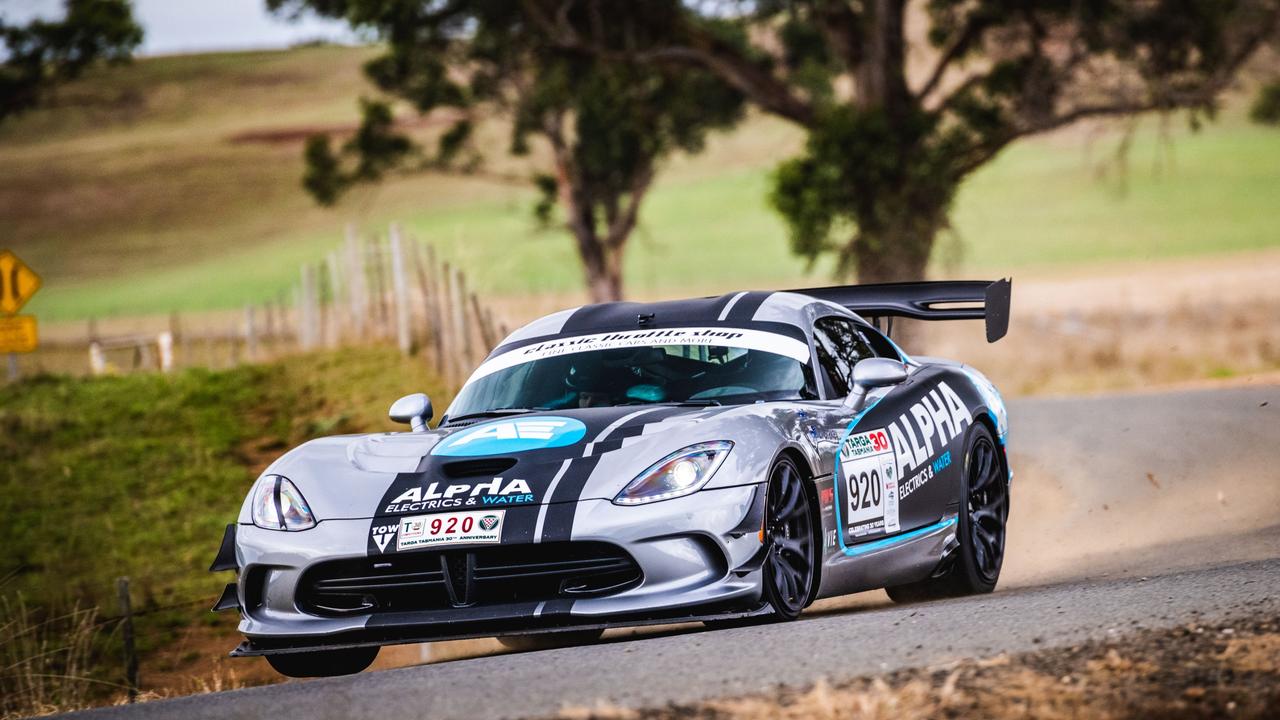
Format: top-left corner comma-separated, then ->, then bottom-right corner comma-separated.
809,316 -> 906,544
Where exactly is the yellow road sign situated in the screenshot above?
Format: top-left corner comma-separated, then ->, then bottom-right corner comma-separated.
0,250 -> 42,315
0,315 -> 37,353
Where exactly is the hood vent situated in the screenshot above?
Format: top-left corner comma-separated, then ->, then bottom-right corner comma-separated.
442,458 -> 517,478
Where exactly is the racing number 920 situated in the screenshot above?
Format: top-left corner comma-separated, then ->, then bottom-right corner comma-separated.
430,515 -> 475,535
850,470 -> 883,510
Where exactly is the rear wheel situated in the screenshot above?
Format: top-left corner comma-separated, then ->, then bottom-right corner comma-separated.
496,629 -> 604,651
265,646 -> 379,678
760,456 -> 816,621
886,424 -> 1007,603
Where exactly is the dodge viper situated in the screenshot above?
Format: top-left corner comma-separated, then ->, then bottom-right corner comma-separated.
210,279 -> 1013,677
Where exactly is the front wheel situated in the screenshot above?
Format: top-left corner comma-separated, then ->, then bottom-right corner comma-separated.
760,456 -> 817,621
886,423 -> 1007,603
265,645 -> 379,678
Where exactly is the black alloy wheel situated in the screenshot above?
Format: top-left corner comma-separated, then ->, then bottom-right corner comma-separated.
761,456 -> 816,620
966,430 -> 1008,585
886,423 -> 1007,603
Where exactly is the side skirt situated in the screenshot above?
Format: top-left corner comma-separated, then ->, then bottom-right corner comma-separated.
815,515 -> 960,599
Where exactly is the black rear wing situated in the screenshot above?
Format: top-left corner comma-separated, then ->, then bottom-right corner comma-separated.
790,278 -> 1012,343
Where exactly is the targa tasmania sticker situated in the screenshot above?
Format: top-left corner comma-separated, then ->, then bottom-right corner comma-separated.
839,428 -> 900,537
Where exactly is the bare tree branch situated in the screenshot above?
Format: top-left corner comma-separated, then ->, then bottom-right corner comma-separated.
915,13 -> 989,103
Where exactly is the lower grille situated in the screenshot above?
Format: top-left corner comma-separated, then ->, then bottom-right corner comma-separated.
298,542 -> 642,616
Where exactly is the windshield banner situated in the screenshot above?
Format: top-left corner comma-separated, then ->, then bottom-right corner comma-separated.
467,327 -> 811,382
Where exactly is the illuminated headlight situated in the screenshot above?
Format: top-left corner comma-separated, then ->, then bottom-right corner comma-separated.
614,441 -> 733,506
250,475 -> 316,531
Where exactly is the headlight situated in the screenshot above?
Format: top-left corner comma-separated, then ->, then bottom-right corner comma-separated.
250,475 -> 316,531
614,441 -> 733,506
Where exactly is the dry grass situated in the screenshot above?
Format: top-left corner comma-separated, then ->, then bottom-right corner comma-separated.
558,617 -> 1280,720
0,596 -> 103,719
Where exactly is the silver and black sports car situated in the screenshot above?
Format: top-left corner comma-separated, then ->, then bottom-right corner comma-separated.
211,280 -> 1013,677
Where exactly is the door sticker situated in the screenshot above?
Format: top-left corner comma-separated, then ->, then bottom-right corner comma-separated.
838,428 -> 900,537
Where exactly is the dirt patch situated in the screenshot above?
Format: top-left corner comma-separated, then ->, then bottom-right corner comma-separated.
558,615 -> 1280,719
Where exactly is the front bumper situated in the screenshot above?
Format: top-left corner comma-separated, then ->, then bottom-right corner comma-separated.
221,483 -> 767,655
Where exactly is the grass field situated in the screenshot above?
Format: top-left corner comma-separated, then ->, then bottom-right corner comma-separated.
4,46 -> 1278,322
0,348 -> 446,706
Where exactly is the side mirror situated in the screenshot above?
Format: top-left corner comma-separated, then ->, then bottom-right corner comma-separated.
389,393 -> 433,432
843,358 -> 908,412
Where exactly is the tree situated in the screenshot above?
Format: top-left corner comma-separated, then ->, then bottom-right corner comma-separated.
0,0 -> 143,123
1252,80 -> 1280,124
525,0 -> 1280,282
271,1 -> 744,302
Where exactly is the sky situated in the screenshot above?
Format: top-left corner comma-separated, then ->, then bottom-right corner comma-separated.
0,0 -> 360,56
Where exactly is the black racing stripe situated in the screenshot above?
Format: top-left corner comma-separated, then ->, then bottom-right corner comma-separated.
498,503 -> 543,545
587,438 -> 628,455
558,295 -> 751,335
540,455 -> 602,543
608,424 -> 648,441
367,456 -> 432,556
725,291 -> 772,322
559,302 -> 648,334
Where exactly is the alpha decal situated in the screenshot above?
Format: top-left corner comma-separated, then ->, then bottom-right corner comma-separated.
383,478 -> 535,514
887,381 -> 972,484
431,417 -> 587,457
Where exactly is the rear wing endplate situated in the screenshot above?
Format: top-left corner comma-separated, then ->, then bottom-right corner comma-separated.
790,278 -> 1012,343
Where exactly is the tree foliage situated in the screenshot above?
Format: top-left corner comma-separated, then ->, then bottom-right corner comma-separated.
525,0 -> 1280,281
1252,80 -> 1280,124
0,0 -> 142,123
271,0 -> 744,301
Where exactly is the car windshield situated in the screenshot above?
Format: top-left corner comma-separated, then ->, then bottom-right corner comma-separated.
448,328 -> 814,419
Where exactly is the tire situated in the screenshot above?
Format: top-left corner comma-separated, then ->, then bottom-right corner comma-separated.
886,423 -> 1008,603
759,455 -> 817,621
496,628 -> 604,651
265,646 -> 379,678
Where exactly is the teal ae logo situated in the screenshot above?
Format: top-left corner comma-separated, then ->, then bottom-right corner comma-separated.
479,515 -> 500,531
432,416 -> 587,457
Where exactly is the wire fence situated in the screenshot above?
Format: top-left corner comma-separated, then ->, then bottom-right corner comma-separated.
16,223 -> 508,388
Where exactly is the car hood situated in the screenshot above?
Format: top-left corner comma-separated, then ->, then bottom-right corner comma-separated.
250,404 -> 780,522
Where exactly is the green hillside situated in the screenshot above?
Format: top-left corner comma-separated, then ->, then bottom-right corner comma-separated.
4,45 -> 1278,322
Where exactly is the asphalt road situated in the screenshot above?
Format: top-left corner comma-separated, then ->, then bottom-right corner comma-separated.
72,384 -> 1280,720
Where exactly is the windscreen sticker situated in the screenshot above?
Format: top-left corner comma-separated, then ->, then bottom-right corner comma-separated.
839,428 -> 900,537
466,327 -> 811,381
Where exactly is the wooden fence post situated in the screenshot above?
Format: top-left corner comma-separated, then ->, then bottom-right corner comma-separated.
389,223 -> 413,356
369,236 -> 388,338
168,312 -> 184,369
299,264 -> 320,351
425,245 -> 447,377
116,577 -> 138,703
244,305 -> 258,362
345,224 -> 367,338
157,332 -> 174,372
449,265 -> 470,384
88,342 -> 106,376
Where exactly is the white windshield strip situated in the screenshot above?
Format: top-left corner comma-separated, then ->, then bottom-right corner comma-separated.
466,327 -> 811,383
